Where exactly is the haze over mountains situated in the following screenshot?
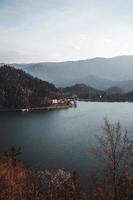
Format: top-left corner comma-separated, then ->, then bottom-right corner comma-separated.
1,55 -> 133,92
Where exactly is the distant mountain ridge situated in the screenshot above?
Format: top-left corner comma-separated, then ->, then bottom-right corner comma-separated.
2,55 -> 133,91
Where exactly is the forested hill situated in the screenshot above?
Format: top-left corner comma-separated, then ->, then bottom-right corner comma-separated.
62,84 -> 103,99
62,83 -> 133,102
0,65 -> 61,109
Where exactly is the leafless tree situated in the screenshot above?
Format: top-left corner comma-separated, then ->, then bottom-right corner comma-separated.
90,118 -> 133,200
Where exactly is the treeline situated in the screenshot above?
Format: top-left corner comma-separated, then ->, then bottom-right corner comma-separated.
80,92 -> 133,102
0,120 -> 133,200
62,83 -> 133,102
99,92 -> 133,102
0,65 -> 61,109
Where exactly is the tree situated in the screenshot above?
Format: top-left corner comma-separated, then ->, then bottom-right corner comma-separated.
0,148 -> 29,200
0,148 -> 86,200
90,119 -> 133,200
118,172 -> 133,200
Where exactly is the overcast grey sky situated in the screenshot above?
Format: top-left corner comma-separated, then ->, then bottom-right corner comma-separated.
1,0 -> 133,63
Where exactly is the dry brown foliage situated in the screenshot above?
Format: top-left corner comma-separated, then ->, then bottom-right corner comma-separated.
0,154 -> 29,200
0,151 -> 86,200
29,169 -> 86,200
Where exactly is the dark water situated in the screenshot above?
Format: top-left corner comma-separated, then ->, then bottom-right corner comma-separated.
0,101 -> 133,185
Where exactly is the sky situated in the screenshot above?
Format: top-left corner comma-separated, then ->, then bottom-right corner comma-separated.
1,0 -> 133,63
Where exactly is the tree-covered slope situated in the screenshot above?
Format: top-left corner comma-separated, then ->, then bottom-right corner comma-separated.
62,84 -> 103,99
62,83 -> 133,102
0,65 -> 61,109
106,86 -> 123,94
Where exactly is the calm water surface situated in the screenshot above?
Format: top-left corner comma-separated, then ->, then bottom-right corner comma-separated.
0,101 -> 133,184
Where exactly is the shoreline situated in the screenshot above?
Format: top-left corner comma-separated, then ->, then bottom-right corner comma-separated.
78,99 -> 133,102
0,105 -> 71,112
1,100 -> 133,112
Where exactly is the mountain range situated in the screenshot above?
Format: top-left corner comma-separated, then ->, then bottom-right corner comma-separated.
2,55 -> 133,92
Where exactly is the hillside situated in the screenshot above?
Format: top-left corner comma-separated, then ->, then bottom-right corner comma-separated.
0,65 -> 61,110
4,55 -> 133,91
62,83 -> 133,102
106,86 -> 123,94
62,84 -> 103,99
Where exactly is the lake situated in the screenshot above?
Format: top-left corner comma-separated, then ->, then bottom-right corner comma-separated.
0,101 -> 133,185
